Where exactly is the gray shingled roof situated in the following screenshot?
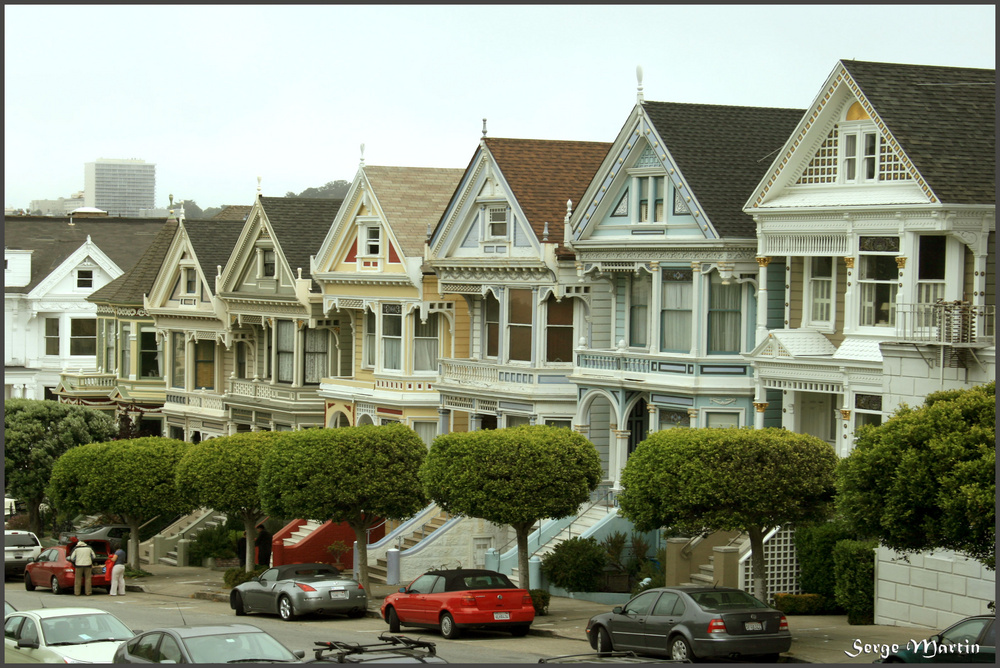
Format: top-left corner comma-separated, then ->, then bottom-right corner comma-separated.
843,60 -> 995,205
643,102 -> 804,238
4,216 -> 170,294
183,218 -> 247,291
364,166 -> 465,257
258,197 -> 343,283
88,219 -> 178,305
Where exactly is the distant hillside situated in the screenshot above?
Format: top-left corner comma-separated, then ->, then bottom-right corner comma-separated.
285,180 -> 350,199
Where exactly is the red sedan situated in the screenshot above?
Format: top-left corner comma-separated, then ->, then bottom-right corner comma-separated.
24,540 -> 113,595
381,569 -> 534,639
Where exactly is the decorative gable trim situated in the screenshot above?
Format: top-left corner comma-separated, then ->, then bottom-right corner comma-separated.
750,62 -> 937,208
27,237 -> 122,300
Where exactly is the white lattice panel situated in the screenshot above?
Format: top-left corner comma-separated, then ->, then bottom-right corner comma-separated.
739,526 -> 801,602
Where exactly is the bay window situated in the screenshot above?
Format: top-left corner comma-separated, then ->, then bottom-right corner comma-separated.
660,269 -> 693,352
304,328 -> 328,384
365,311 -> 377,368
139,328 -> 161,378
104,320 -> 116,371
194,339 -> 215,390
629,274 -> 651,347
276,320 -> 295,382
382,306 -> 402,371
121,324 -> 132,376
414,315 -> 439,372
171,333 -> 185,388
485,293 -> 500,358
707,273 -> 741,354
545,296 -> 573,363
508,289 -> 532,362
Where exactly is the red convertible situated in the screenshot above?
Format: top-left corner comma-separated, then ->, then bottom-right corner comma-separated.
24,540 -> 113,595
381,569 -> 534,639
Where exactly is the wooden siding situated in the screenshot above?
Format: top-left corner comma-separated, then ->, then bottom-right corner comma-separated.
589,280 -> 614,349
789,256 -> 803,328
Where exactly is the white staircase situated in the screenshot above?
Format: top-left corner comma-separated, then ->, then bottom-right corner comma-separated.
282,520 -> 324,546
139,508 -> 228,566
682,534 -> 749,587
510,505 -> 613,582
368,509 -> 452,584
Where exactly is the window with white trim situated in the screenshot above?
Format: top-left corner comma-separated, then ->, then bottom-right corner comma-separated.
414,314 -> 439,372
44,318 -> 60,355
841,130 -> 878,183
104,320 -> 115,371
660,269 -> 693,352
139,328 -> 161,377
304,328 -> 328,384
707,273 -> 741,354
858,238 -> 899,327
659,409 -> 691,430
77,269 -> 93,289
545,295 -> 573,363
485,293 -> 500,358
508,289 -> 532,362
705,411 -> 741,428
638,177 -> 665,223
487,207 -> 508,238
916,236 -> 946,305
194,339 -> 215,390
365,311 -> 377,368
276,320 -> 295,382
183,267 -> 197,295
262,250 -> 276,278
382,305 -> 402,371
70,319 -> 97,356
363,226 -> 381,257
806,257 -> 835,328
121,324 -> 132,375
629,274 -> 651,347
412,421 -> 438,448
171,333 -> 185,388
854,393 -> 883,431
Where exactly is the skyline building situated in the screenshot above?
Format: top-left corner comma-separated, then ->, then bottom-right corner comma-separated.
84,158 -> 155,217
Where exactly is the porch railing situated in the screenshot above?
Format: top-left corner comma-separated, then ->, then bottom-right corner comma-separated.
894,302 -> 995,345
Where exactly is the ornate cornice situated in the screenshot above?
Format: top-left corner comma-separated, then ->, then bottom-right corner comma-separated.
574,249 -> 757,262
434,265 -> 555,283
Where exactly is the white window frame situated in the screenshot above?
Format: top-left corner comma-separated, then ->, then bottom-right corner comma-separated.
805,256 -> 836,330
706,272 -> 744,355
413,314 -> 440,373
381,305 -> 403,372
362,225 -> 381,257
76,268 -> 94,289
411,421 -> 438,449
659,269 -> 693,353
703,409 -> 744,429
487,206 -> 508,239
275,320 -> 295,383
303,328 -> 329,385
261,249 -> 276,278
544,295 -> 574,364
183,266 -> 198,295
138,327 -> 162,378
44,317 -> 61,356
840,123 -> 879,184
858,252 -> 898,328
628,273 -> 651,348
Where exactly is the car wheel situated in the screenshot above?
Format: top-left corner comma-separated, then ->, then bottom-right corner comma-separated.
24,572 -> 36,591
278,595 -> 296,621
510,624 -> 530,638
52,576 -> 66,595
440,612 -> 461,639
231,591 -> 246,616
387,607 -> 401,633
596,626 -> 613,653
670,635 -> 695,662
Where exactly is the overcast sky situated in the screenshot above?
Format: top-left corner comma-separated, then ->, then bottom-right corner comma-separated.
4,5 -> 995,211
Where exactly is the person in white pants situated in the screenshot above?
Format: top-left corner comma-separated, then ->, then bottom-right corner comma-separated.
109,547 -> 127,596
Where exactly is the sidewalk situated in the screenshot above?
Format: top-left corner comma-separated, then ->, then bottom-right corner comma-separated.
125,563 -> 935,663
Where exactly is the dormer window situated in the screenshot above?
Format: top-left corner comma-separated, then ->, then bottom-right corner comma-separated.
364,226 -> 381,256
487,207 -> 508,238
842,131 -> 878,182
184,267 -> 197,295
77,269 -> 93,288
262,250 -> 276,277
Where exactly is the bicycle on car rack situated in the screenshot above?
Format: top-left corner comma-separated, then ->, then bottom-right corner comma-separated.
310,632 -> 447,663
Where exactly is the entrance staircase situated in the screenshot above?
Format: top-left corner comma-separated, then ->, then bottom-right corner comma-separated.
367,509 -> 452,585
680,533 -> 749,586
509,503 -> 615,583
139,508 -> 228,566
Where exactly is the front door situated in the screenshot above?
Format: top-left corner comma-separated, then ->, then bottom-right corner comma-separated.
798,392 -> 837,445
626,399 -> 648,456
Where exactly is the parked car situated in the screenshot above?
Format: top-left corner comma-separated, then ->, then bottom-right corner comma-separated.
24,539 -> 113,594
585,586 -> 791,662
59,523 -> 131,548
113,624 -> 305,663
5,529 -> 42,578
4,600 -> 15,616
230,562 -> 367,621
3,606 -> 134,663
877,614 -> 995,663
538,651 -> 684,663
381,568 -> 535,639
308,633 -> 447,663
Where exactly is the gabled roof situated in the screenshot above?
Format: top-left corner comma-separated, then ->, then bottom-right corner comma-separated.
182,218 -> 247,289
643,102 -> 803,238
4,216 -> 169,294
364,166 -> 465,256
257,197 -> 344,281
212,205 -> 253,221
483,137 -> 612,242
841,60 -> 995,204
87,219 -> 178,305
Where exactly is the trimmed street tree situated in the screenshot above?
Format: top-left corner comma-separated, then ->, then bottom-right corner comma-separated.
258,423 -> 428,591
48,437 -> 194,569
837,382 -> 995,570
176,431 -> 282,572
4,399 -> 116,536
420,425 -> 603,589
618,427 -> 837,602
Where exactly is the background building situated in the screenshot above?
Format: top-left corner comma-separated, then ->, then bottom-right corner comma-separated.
84,158 -> 156,217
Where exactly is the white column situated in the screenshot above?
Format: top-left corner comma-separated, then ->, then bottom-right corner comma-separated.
611,429 -> 631,490
649,263 -> 661,353
756,257 -> 771,343
690,262 -> 703,356
842,257 -> 856,331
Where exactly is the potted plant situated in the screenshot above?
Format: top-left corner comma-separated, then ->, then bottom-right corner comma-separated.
326,540 -> 351,569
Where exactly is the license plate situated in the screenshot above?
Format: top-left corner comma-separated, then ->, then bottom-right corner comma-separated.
329,590 -> 348,599
494,612 -> 510,620
744,621 -> 763,631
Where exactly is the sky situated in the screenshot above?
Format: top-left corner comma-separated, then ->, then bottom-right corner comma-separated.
4,5 -> 995,211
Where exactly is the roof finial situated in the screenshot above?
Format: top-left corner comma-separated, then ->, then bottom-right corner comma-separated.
482,118 -> 488,137
636,65 -> 644,104
360,143 -> 365,167
169,193 -> 174,208
257,176 -> 262,195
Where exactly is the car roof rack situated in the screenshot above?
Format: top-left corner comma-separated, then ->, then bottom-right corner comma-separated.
313,633 -> 438,662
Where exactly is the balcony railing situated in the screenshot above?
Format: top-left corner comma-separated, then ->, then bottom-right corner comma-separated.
58,371 -> 116,393
225,378 -> 323,405
895,302 -> 995,346
438,359 -> 572,389
576,352 -> 655,373
164,390 -> 225,412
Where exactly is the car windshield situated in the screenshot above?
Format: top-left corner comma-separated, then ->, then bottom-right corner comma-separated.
5,533 -> 39,547
184,632 -> 298,663
690,590 -> 770,611
41,613 -> 134,645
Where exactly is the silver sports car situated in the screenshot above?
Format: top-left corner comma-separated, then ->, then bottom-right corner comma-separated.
230,563 -> 368,621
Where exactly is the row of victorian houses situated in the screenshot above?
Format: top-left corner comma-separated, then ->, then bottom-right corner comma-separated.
6,60 -> 995,627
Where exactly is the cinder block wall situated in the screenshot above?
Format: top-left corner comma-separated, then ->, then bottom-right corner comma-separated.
874,547 -> 994,629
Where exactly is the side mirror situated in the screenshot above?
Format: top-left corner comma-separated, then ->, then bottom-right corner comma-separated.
612,606 -> 624,615
294,650 -> 306,659
399,587 -> 407,593
17,638 -> 40,649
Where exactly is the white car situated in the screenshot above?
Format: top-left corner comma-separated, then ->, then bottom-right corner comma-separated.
4,529 -> 42,578
3,607 -> 135,663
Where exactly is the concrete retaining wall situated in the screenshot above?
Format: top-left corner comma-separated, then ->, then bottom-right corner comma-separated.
874,547 -> 994,629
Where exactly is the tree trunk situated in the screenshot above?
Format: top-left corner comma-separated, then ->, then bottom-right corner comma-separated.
27,493 -> 43,537
747,526 -> 767,603
354,524 -> 370,592
515,522 -> 532,590
243,513 -> 257,573
125,515 -> 141,570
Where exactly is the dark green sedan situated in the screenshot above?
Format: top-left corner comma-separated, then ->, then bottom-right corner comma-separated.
880,615 -> 994,663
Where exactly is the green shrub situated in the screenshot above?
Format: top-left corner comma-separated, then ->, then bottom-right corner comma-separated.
541,536 -> 607,592
188,523 -> 237,565
833,539 -> 877,625
773,593 -> 830,615
224,565 -> 268,588
529,589 -> 550,616
632,546 -> 666,595
794,520 -> 855,612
